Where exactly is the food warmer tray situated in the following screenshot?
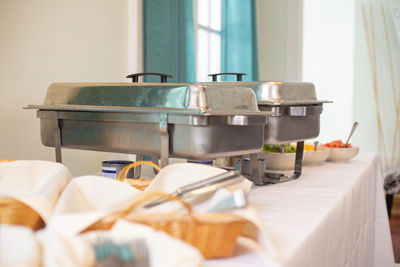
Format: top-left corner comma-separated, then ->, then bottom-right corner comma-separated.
26,82 -> 272,168
206,73 -> 331,185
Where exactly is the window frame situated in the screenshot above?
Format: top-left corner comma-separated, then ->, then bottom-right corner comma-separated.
193,0 -> 222,82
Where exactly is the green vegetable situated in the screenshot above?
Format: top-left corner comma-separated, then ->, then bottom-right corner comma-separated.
262,144 -> 296,153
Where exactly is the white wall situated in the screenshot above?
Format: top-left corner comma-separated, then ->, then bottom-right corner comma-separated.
302,0 -> 356,143
0,0 -> 142,176
256,0 -> 303,81
257,0 -> 355,144
256,0 -> 289,80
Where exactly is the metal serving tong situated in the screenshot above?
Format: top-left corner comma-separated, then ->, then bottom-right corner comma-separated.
143,170 -> 244,209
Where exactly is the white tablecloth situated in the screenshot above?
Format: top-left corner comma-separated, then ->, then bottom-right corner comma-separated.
205,153 -> 395,267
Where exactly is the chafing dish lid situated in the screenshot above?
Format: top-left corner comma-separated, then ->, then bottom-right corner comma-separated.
201,81 -> 330,106
27,83 -> 273,116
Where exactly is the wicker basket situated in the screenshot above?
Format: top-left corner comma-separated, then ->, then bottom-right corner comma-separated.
83,192 -> 248,258
0,197 -> 45,231
117,161 -> 161,191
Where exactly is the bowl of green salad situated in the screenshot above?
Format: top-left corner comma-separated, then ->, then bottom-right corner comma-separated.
259,144 -> 301,169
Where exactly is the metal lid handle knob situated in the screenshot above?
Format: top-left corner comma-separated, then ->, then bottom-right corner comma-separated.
126,73 -> 173,83
208,73 -> 247,82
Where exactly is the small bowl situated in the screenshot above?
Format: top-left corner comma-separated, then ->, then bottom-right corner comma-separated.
259,152 -> 298,170
303,148 -> 330,165
326,147 -> 359,162
102,160 -> 134,179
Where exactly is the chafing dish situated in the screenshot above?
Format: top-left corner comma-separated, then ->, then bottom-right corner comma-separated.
206,73 -> 331,185
26,78 -> 271,169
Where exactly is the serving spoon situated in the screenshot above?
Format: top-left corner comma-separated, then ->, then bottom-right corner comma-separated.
344,122 -> 359,147
314,141 -> 319,151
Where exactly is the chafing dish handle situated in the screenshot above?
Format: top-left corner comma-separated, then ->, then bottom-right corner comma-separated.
126,73 -> 173,83
208,73 -> 247,82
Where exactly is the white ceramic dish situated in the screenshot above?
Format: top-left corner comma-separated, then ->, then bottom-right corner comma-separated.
259,152 -> 299,170
303,148 -> 330,165
326,147 -> 359,162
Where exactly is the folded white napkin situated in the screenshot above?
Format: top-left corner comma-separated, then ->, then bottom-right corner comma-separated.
145,163 -> 231,193
47,175 -> 143,235
0,225 -> 41,267
0,160 -> 72,222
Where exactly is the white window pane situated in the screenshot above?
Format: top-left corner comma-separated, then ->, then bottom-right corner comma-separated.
210,0 -> 221,31
197,28 -> 209,82
197,0 -> 209,27
209,32 -> 221,75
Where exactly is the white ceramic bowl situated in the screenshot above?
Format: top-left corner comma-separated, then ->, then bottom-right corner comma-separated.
259,152 -> 298,170
326,147 -> 359,162
303,148 -> 330,165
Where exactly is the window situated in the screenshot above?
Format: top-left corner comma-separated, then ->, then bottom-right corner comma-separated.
195,0 -> 222,82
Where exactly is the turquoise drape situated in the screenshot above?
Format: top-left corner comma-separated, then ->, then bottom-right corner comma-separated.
221,0 -> 258,81
143,0 -> 195,83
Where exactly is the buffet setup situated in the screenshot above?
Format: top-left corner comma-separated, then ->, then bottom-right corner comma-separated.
26,72 -> 331,185
1,73 -> 374,267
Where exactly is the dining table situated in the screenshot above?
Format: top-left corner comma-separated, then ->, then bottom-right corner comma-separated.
205,152 -> 395,267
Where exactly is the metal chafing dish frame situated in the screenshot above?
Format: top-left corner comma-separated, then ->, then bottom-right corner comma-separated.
26,76 -> 273,173
206,73 -> 331,185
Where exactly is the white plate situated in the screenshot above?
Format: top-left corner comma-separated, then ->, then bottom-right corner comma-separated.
327,147 -> 359,162
303,148 -> 330,165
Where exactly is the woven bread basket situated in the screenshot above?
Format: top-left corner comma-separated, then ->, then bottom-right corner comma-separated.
117,161 -> 161,191
0,197 -> 45,231
83,192 -> 248,258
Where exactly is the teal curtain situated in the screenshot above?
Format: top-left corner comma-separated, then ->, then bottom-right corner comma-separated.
143,0 -> 195,83
221,0 -> 258,81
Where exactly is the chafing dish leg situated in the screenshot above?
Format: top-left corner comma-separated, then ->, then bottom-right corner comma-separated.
151,156 -> 159,174
291,141 -> 304,179
249,154 -> 263,186
133,154 -> 144,178
159,114 -> 169,168
53,118 -> 62,163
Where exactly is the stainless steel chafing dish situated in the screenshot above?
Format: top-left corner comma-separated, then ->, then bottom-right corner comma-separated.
26,76 -> 271,170
206,73 -> 331,185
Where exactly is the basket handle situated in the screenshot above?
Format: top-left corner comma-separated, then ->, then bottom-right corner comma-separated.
121,192 -> 193,217
117,161 -> 161,182
88,192 -> 197,232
